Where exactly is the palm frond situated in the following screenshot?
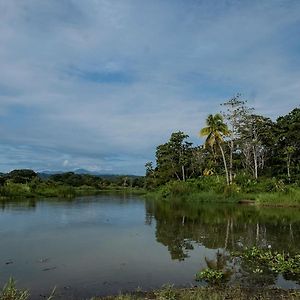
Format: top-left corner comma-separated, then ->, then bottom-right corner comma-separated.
199,127 -> 211,137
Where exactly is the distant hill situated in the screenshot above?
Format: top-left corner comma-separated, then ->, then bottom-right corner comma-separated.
37,169 -> 143,180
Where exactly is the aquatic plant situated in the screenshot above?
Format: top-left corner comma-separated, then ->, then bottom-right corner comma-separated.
195,269 -> 226,284
237,247 -> 300,279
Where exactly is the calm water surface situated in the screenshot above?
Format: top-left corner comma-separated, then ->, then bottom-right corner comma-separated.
0,194 -> 300,299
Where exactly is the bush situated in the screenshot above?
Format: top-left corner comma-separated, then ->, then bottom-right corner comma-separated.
223,183 -> 240,197
192,176 -> 226,193
0,182 -> 33,198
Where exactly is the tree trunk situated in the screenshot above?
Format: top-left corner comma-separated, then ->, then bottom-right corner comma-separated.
253,145 -> 258,179
287,154 -> 291,183
181,165 -> 186,181
218,143 -> 229,185
229,140 -> 233,185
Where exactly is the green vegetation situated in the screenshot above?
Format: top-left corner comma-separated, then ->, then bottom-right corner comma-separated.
0,278 -> 55,300
2,280 -> 299,300
0,278 -> 29,300
195,269 -> 226,284
145,96 -> 300,206
0,169 -> 145,199
96,286 -> 300,300
235,247 -> 300,279
146,176 -> 300,206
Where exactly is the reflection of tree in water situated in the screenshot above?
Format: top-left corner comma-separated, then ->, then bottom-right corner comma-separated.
0,199 -> 37,211
145,200 -> 300,260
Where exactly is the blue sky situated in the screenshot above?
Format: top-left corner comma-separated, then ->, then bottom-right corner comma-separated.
0,0 -> 300,175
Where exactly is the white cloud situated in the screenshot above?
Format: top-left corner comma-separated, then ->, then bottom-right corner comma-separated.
0,0 -> 299,174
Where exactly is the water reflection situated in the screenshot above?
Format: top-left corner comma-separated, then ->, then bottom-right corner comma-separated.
145,199 -> 300,286
0,195 -> 299,299
146,199 -> 300,258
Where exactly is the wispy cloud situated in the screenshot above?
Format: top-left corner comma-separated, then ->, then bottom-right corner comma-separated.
0,0 -> 300,174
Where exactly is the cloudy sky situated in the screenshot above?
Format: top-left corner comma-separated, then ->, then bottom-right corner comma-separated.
0,0 -> 300,175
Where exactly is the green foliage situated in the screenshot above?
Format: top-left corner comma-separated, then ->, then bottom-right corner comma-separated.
238,247 -> 300,278
195,269 -> 226,284
255,187 -> 300,206
0,278 -> 29,300
6,169 -> 38,184
0,170 -> 145,199
146,103 -> 300,195
0,182 -> 34,198
154,285 -> 176,300
191,176 -> 226,193
223,183 -> 240,197
154,131 -> 194,184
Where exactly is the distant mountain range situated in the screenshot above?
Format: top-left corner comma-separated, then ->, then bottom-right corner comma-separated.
37,169 -> 142,179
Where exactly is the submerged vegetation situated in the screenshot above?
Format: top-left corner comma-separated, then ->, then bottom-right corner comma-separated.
145,96 -> 300,206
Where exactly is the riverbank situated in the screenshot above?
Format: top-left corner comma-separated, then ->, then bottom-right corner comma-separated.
97,286 -> 300,300
0,170 -> 146,200
146,177 -> 300,207
0,182 -> 146,199
2,282 -> 299,300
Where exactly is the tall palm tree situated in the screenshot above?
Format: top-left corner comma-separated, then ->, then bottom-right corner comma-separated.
200,113 -> 230,185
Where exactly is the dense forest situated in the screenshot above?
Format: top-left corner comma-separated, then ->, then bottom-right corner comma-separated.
144,96 -> 300,205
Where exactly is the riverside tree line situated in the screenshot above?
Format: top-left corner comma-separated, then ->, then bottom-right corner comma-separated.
145,95 -> 300,188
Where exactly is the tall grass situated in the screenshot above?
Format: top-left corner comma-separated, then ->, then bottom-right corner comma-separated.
255,187 -> 300,206
0,278 -> 29,300
0,278 -> 55,300
146,176 -> 300,206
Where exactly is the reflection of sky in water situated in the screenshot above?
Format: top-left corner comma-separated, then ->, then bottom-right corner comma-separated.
0,195 -> 299,299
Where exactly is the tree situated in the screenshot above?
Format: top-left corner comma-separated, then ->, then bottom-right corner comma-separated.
284,146 -> 296,183
221,94 -> 253,184
239,114 -> 275,179
200,114 -> 230,185
274,108 -> 300,181
155,131 -> 193,183
8,169 -> 38,184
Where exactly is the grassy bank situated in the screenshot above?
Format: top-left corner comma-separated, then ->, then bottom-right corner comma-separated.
0,181 -> 146,199
97,286 -> 300,300
146,177 -> 300,207
2,282 -> 299,300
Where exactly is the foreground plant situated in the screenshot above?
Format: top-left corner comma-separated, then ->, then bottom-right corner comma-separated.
195,269 -> 226,284
0,278 -> 29,300
0,278 -> 56,300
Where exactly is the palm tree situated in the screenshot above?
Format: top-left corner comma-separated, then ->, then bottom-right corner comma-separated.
200,113 -> 230,185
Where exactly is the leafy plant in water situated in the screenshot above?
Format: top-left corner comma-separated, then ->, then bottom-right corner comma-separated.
195,269 -> 226,284
238,247 -> 300,279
